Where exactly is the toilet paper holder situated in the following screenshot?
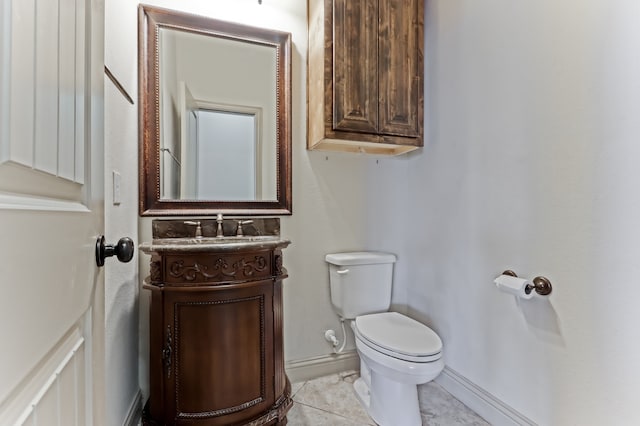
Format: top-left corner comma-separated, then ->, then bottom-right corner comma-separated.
502,270 -> 553,296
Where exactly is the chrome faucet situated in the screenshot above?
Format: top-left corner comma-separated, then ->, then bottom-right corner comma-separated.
236,220 -> 254,237
216,214 -> 224,237
184,221 -> 202,238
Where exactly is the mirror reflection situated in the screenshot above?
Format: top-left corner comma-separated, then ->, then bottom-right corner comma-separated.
138,5 -> 292,216
158,28 -> 277,201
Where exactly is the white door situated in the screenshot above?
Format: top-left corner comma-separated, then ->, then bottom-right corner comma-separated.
0,0 -> 106,424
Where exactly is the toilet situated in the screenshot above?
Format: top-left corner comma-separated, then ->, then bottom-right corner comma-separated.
326,252 -> 444,426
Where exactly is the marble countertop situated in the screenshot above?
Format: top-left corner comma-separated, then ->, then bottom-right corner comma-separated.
139,236 -> 291,254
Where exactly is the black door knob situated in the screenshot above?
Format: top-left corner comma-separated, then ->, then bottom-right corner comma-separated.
96,236 -> 135,267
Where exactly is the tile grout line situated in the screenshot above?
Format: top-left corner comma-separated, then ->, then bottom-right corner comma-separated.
291,400 -> 375,425
290,380 -> 308,399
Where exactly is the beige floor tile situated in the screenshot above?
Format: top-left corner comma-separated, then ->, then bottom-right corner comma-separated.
291,380 -> 306,398
290,371 -> 488,426
292,372 -> 374,425
418,382 -> 489,425
287,402 -> 372,426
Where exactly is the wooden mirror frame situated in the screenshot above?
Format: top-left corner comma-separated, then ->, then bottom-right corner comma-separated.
138,5 -> 292,216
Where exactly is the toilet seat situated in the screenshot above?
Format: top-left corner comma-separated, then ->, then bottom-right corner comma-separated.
355,312 -> 442,363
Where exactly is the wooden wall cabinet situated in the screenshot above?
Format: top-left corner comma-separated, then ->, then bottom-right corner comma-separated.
141,238 -> 291,425
308,0 -> 424,155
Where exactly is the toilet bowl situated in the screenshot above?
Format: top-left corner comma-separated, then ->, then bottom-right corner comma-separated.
325,252 -> 445,426
352,312 -> 444,426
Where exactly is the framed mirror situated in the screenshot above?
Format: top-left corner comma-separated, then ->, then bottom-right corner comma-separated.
139,5 -> 292,216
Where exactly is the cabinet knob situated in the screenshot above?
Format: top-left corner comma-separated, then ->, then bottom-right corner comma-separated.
95,236 -> 135,267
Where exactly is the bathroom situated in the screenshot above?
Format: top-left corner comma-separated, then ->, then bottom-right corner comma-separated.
2,0 -> 640,424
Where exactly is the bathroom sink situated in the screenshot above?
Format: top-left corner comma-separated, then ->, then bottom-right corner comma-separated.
140,235 -> 289,253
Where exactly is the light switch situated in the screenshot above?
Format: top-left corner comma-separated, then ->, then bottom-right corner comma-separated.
113,170 -> 121,205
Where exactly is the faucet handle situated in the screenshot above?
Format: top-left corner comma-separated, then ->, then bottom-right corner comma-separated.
236,220 -> 254,237
183,221 -> 202,238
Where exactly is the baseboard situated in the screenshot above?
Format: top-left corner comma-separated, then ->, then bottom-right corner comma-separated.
123,389 -> 143,426
285,351 -> 360,383
435,367 -> 536,426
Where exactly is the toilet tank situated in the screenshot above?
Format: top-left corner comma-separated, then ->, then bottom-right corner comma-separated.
325,252 -> 397,319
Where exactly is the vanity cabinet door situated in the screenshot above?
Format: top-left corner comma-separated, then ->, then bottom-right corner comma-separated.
163,281 -> 275,425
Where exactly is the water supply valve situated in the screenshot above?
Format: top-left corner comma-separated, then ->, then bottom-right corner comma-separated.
324,329 -> 339,348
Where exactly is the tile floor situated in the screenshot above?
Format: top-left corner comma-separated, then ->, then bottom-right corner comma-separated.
288,371 -> 489,426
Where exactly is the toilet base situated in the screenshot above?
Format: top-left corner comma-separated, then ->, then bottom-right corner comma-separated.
353,374 -> 422,426
353,377 -> 370,411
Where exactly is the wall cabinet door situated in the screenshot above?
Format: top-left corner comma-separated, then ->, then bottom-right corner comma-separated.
162,281 -> 275,425
333,0 -> 378,134
308,0 -> 423,155
378,0 -> 422,138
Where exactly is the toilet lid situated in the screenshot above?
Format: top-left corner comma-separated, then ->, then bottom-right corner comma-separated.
355,312 -> 442,358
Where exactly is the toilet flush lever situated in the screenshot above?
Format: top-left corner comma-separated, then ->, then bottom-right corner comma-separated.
337,269 -> 349,275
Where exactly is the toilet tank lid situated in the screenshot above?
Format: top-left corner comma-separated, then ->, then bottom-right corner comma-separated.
325,252 -> 397,266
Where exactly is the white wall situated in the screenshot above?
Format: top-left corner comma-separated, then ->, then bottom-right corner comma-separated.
403,0 -> 640,423
104,82 -> 140,425
105,0 -> 142,424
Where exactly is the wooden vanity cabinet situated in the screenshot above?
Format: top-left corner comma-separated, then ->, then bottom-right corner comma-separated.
142,243 -> 291,425
307,0 -> 424,155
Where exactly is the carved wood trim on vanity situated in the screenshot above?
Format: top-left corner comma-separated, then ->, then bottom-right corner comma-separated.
149,254 -> 162,284
166,253 -> 272,284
